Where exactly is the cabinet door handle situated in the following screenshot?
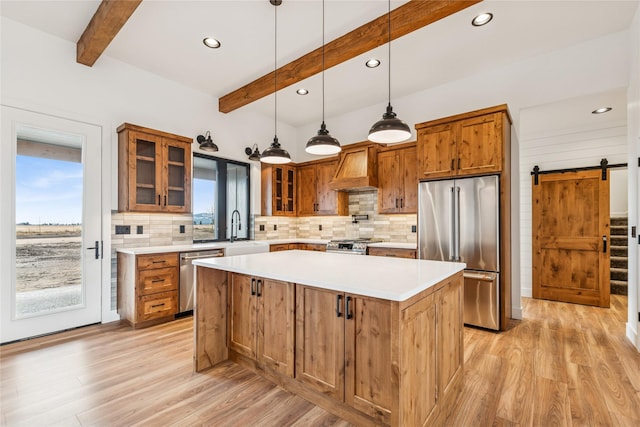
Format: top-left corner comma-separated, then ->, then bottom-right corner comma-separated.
158,194 -> 161,205
346,296 -> 353,320
336,294 -> 343,317
602,235 -> 607,253
164,195 -> 167,206
251,278 -> 256,296
451,159 -> 455,171
400,198 -> 404,208
256,279 -> 262,297
458,158 -> 461,170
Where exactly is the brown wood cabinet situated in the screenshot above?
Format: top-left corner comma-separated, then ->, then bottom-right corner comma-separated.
261,164 -> 296,216
297,159 -> 348,216
293,273 -> 463,426
196,265 -> 464,426
415,105 -> 510,179
117,123 -> 192,213
269,243 -> 326,252
228,273 -> 295,377
377,142 -> 418,214
367,246 -> 416,259
117,252 -> 179,328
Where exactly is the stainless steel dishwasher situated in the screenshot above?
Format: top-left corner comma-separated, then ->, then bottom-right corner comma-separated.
179,249 -> 224,314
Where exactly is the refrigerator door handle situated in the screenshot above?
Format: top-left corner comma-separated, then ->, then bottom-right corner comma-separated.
454,186 -> 461,262
449,186 -> 456,261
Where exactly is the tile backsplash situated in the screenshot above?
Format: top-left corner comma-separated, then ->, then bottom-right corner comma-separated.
254,191 -> 417,243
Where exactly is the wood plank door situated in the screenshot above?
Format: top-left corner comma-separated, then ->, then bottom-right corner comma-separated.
532,169 -> 610,307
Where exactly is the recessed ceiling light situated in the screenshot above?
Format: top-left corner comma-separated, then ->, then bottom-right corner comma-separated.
203,37 -> 221,49
592,107 -> 612,114
296,88 -> 309,95
365,59 -> 381,68
471,12 -> 493,27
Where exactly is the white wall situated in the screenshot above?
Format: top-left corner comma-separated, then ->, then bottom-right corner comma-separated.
626,6 -> 640,350
610,169 -> 629,217
0,17 -> 298,322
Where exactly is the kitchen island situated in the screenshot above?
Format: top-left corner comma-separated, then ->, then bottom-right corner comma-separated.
193,250 -> 465,426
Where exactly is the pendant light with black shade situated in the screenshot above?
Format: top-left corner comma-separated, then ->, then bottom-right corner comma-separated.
367,0 -> 411,144
261,0 -> 292,164
305,0 -> 341,156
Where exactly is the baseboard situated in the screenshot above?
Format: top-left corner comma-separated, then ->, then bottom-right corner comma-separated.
627,322 -> 639,352
521,287 -> 532,298
511,306 -> 523,320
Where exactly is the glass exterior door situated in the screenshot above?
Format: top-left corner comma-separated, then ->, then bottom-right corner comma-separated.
1,106 -> 102,343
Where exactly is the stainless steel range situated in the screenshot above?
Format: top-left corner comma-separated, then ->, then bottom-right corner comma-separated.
326,238 -> 382,255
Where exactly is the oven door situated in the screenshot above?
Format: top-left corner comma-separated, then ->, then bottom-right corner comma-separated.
325,249 -> 365,255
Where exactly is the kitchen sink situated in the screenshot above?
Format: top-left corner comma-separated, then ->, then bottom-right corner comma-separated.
224,241 -> 270,256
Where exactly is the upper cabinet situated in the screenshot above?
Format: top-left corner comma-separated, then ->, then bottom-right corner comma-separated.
377,142 -> 418,214
117,123 -> 192,213
261,164 -> 296,216
415,105 -> 511,179
297,159 -> 348,216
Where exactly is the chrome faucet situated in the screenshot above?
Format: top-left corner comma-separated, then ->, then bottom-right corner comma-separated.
230,209 -> 241,243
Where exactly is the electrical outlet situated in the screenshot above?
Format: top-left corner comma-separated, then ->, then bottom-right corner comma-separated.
179,225 -> 185,234
115,225 -> 130,235
319,224 -> 322,231
137,225 -> 143,234
259,224 -> 265,231
411,225 -> 417,233
273,224 -> 278,231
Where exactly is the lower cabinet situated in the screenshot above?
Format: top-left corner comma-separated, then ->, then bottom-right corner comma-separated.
228,273 -> 295,377
221,271 -> 463,426
367,247 -> 417,259
117,252 -> 179,328
269,243 -> 327,252
296,286 -> 392,423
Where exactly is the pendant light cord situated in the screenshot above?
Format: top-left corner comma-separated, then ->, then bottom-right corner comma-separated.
321,0 -> 325,124
387,0 -> 391,107
274,4 -> 278,138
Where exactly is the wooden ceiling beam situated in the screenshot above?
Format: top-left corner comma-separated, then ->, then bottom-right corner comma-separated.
77,0 -> 143,67
219,0 -> 482,114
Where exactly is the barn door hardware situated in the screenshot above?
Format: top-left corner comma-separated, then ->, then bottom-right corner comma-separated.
531,159 -> 626,185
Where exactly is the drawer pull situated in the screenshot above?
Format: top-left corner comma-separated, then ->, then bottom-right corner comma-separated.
151,303 -> 166,308
151,279 -> 166,283
151,261 -> 166,264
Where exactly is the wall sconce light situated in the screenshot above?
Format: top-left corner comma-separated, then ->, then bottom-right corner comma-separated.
245,144 -> 261,161
196,131 -> 218,152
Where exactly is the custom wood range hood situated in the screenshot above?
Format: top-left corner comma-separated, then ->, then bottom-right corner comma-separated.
328,141 -> 380,191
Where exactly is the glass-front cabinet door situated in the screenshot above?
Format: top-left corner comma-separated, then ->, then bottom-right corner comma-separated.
117,123 -> 192,213
131,131 -> 162,211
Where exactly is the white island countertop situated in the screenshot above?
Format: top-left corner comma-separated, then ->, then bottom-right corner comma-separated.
194,250 -> 465,301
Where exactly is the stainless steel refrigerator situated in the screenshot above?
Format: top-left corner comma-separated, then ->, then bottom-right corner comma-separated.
418,175 -> 500,330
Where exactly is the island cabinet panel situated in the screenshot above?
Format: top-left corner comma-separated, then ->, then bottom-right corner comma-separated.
228,273 -> 295,377
437,276 -> 463,399
398,292 -> 437,427
229,273 -> 257,359
295,286 -> 345,400
345,295 -> 393,424
258,278 -> 295,377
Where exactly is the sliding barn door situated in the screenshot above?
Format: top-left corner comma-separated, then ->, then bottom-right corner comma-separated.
532,169 -> 610,307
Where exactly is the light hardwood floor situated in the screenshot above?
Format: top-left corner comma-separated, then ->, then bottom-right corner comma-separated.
1,295 -> 639,426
